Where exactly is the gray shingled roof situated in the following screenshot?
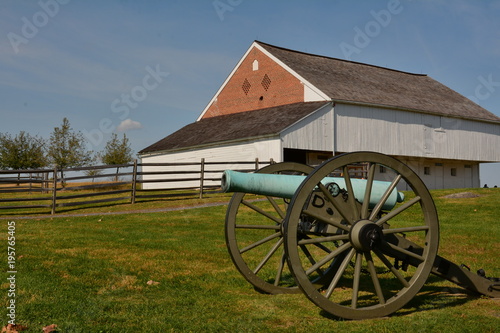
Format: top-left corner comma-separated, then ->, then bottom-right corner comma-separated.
257,41 -> 500,123
139,102 -> 329,154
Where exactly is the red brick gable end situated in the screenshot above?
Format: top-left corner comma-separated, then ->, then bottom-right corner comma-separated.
201,46 -> 305,119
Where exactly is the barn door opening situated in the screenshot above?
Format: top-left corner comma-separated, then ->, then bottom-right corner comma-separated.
283,148 -> 307,164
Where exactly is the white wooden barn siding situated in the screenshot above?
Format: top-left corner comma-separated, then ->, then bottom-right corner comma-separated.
334,103 -> 500,162
333,103 -> 494,189
394,158 -> 479,190
281,104 -> 334,151
140,138 -> 281,189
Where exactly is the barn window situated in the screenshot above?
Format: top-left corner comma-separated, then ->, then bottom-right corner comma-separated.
261,74 -> 271,91
379,165 -> 386,174
242,78 -> 251,95
424,167 -> 431,175
464,164 -> 472,168
451,168 -> 457,177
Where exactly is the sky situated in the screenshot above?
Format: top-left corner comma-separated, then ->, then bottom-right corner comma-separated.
1,0 -> 500,186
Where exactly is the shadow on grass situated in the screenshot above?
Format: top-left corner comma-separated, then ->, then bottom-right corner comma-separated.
317,274 -> 478,321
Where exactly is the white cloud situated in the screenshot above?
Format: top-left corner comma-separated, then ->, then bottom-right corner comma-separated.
117,119 -> 142,132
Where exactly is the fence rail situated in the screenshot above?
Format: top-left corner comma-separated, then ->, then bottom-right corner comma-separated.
0,158 -> 273,215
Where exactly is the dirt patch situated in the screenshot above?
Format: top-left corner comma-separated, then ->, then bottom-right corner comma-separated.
442,192 -> 481,199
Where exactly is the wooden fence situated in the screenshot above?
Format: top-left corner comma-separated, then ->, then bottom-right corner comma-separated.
0,158 -> 273,215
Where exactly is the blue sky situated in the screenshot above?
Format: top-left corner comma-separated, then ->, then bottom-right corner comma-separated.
1,0 -> 500,186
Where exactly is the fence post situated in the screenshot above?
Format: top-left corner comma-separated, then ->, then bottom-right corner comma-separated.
51,167 -> 57,215
131,159 -> 138,204
43,172 -> 47,194
255,157 -> 259,171
199,158 -> 205,199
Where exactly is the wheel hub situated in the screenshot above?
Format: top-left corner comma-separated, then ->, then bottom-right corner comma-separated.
350,220 -> 384,252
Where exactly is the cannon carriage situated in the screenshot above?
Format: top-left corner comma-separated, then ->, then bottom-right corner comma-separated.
222,152 -> 499,320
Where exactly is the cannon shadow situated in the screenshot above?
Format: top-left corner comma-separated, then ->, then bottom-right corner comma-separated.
318,274 -> 478,321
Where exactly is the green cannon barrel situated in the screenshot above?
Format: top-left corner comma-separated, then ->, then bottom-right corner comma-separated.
221,170 -> 405,211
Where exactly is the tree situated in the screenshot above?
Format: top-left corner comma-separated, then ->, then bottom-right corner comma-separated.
0,131 -> 47,170
84,168 -> 102,183
100,133 -> 133,165
48,118 -> 93,176
100,133 -> 134,181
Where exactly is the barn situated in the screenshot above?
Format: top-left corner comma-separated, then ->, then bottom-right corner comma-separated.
139,41 -> 500,190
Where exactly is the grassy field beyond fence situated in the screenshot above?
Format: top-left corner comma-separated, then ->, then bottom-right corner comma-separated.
1,188 -> 499,332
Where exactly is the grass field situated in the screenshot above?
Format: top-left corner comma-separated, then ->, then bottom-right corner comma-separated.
1,188 -> 499,332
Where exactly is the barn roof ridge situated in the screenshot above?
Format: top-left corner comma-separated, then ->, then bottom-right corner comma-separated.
254,40 -> 428,77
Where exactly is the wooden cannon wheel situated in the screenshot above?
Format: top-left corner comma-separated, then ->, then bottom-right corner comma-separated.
225,162 -> 313,294
284,152 -> 440,319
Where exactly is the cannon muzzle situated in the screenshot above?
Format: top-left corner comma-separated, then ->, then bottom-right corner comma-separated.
221,170 -> 404,210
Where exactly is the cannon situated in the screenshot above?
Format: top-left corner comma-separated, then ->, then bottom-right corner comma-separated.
222,152 -> 499,320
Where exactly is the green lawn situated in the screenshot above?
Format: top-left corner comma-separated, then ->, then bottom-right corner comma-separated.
1,188 -> 499,332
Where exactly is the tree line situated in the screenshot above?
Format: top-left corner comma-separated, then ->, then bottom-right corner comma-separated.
0,118 -> 134,171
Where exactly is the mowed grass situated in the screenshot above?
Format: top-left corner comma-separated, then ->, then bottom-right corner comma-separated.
1,188 -> 499,332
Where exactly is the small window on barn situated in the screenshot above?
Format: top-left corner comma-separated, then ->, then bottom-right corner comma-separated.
252,60 -> 259,71
451,168 -> 457,177
464,164 -> 472,168
424,167 -> 431,175
379,165 -> 386,174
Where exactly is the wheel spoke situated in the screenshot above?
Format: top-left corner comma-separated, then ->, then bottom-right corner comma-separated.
373,249 -> 410,288
253,237 -> 283,274
369,174 -> 402,221
302,208 -> 351,232
298,234 -> 336,254
364,251 -> 385,304
382,225 -> 430,234
242,200 -> 282,224
385,242 -> 425,263
375,196 -> 422,226
274,251 -> 287,286
298,234 -> 350,245
236,224 -> 280,230
306,242 -> 352,276
325,248 -> 356,298
240,232 -> 281,254
266,196 -> 285,219
300,244 -> 324,277
351,252 -> 363,309
343,166 -> 360,220
361,163 -> 376,220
